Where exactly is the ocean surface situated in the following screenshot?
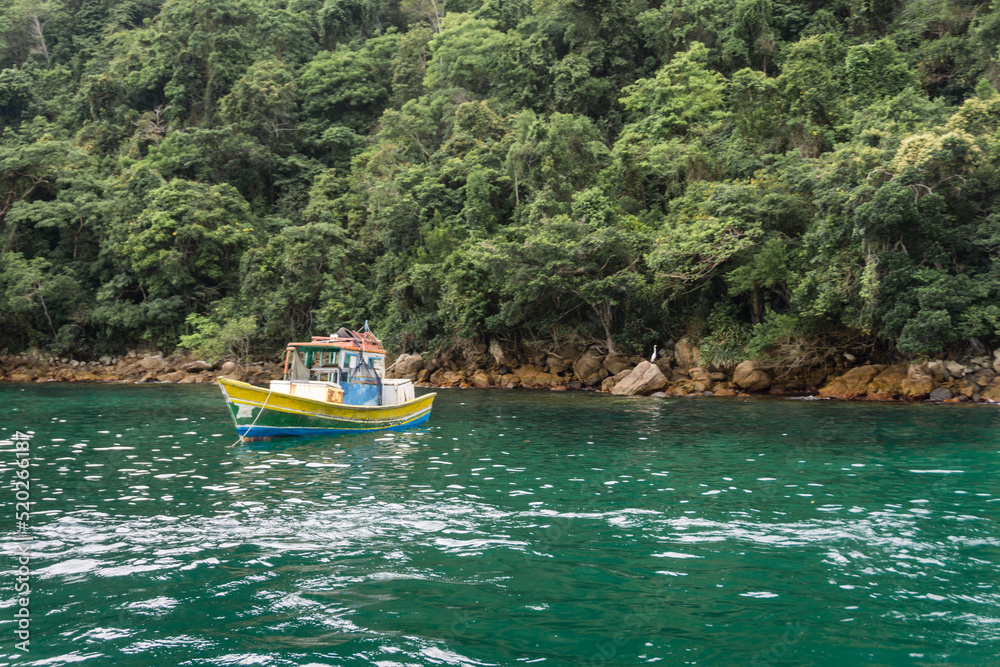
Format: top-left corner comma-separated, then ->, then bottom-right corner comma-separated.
0,383 -> 998,666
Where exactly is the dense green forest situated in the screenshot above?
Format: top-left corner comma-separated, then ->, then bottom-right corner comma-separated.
1,0 -> 1000,365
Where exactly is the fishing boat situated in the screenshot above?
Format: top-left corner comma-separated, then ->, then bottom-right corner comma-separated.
219,327 -> 435,439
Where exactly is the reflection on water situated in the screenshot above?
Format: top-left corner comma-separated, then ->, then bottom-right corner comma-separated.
0,384 -> 998,665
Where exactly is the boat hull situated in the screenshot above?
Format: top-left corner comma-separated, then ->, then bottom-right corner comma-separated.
219,378 -> 435,438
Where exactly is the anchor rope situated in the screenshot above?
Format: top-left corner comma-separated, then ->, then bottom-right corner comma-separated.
230,384 -> 274,446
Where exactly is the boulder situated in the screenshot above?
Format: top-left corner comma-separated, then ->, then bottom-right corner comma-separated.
969,356 -> 992,370
981,380 -> 1000,402
818,365 -> 884,400
603,355 -> 633,375
391,353 -> 424,378
928,387 -> 953,401
732,360 -> 772,392
440,370 -> 467,386
671,377 -> 710,394
601,369 -> 633,393
584,371 -> 607,387
611,361 -> 668,396
993,347 -> 1000,375
139,355 -> 164,371
954,380 -> 980,398
573,349 -> 605,381
900,363 -> 934,399
513,365 -> 562,388
546,354 -> 572,375
945,361 -> 967,379
927,360 -> 949,383
471,369 -> 493,388
181,360 -> 213,372
220,361 -> 238,375
688,366 -> 713,385
865,364 -> 907,399
711,383 -> 738,396
674,338 -> 701,370
116,361 -> 141,377
969,369 -> 995,389
159,370 -> 188,382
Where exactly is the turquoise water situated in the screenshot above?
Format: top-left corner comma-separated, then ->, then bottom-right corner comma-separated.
1,383 -> 999,666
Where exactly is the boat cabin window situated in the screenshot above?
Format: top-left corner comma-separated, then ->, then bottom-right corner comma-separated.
304,347 -> 343,383
287,346 -> 346,383
285,345 -> 385,384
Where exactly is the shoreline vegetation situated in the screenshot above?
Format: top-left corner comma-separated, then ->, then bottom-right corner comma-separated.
3,2 -> 1000,376
5,337 -> 1000,403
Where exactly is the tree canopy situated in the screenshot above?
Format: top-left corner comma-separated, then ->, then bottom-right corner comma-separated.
2,0 -> 1000,364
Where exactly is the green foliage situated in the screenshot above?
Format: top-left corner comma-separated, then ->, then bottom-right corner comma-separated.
178,312 -> 258,363
0,250 -> 84,347
424,13 -> 507,96
3,0 -> 1000,365
101,177 -> 257,343
845,38 -> 917,102
637,0 -> 735,63
218,59 -> 297,146
445,214 -> 654,353
613,42 -> 728,206
299,38 -> 396,135
0,66 -> 34,127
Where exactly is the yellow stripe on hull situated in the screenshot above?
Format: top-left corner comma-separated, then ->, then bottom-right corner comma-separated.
219,377 -> 436,437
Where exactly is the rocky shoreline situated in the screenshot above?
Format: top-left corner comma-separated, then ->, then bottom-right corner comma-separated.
0,352 -> 283,386
3,338 -> 1000,403
385,338 -> 1000,403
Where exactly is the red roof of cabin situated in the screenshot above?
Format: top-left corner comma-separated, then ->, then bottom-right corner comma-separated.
286,332 -> 385,355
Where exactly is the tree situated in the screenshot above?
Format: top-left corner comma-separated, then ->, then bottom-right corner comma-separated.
721,0 -> 776,73
299,39 -> 397,136
845,38 -> 918,104
0,250 -> 83,342
218,59 -> 297,147
423,13 -> 507,97
104,178 -> 256,316
0,125 -> 87,249
463,215 -> 653,353
613,42 -> 728,206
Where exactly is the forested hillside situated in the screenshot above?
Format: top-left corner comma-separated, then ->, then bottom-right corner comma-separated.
2,0 -> 999,366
